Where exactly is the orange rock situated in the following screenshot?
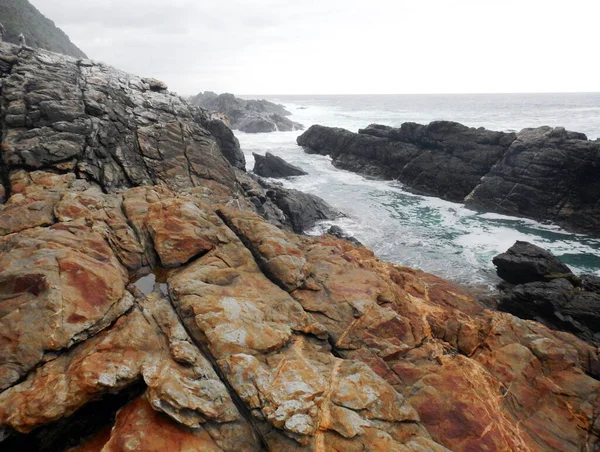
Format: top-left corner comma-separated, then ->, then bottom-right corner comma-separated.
101,397 -> 226,452
0,225 -> 130,390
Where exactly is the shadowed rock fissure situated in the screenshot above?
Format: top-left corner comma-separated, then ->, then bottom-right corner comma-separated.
216,209 -> 291,293
1,380 -> 146,452
3,300 -> 137,394
160,282 -> 271,450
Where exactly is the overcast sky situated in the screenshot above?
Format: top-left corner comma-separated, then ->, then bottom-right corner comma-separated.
30,0 -> 600,96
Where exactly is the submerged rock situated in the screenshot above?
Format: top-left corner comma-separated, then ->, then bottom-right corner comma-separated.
252,152 -> 308,178
0,44 -> 599,452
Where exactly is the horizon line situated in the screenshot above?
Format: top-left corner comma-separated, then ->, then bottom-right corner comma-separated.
233,91 -> 600,97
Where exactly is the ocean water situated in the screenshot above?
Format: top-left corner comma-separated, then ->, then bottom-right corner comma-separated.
236,93 -> 600,286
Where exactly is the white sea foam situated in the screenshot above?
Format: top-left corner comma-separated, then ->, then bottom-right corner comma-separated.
236,94 -> 600,285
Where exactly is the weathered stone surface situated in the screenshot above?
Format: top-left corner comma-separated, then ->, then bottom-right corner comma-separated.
493,240 -> 575,284
0,44 -> 240,194
218,206 -> 311,292
253,152 -> 308,178
0,225 -> 130,390
298,122 -> 600,235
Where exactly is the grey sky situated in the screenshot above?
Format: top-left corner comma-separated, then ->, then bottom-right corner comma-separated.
30,0 -> 600,95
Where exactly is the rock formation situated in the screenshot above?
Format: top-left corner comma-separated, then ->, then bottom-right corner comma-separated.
493,241 -> 575,285
253,152 -> 308,178
0,43 -> 599,451
190,91 -> 304,133
297,122 -> 600,235
0,0 -> 87,58
494,241 -> 600,345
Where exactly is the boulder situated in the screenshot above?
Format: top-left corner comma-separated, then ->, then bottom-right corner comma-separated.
252,152 -> 308,178
498,278 -> 600,344
492,240 -> 574,284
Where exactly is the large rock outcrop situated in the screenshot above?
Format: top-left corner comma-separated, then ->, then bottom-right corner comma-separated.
190,91 -> 304,133
466,126 -> 600,234
0,0 -> 87,58
297,122 -> 600,235
0,44 -> 599,452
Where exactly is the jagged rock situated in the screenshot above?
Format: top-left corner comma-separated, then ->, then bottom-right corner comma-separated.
0,45 -> 599,452
204,118 -> 246,170
259,179 -> 340,233
298,122 -> 515,202
494,242 -> 600,344
466,126 -> 600,234
493,240 -> 574,284
252,152 -> 308,178
298,122 -> 600,235
190,91 -> 304,133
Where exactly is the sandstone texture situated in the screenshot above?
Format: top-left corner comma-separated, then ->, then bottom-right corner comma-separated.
190,91 -> 304,133
0,43 -> 599,452
297,122 -> 600,235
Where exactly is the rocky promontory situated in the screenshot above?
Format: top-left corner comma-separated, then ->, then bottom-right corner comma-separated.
0,43 -> 599,451
297,122 -> 600,235
190,91 -> 304,133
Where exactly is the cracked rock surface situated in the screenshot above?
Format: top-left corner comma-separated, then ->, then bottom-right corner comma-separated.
0,43 -> 599,451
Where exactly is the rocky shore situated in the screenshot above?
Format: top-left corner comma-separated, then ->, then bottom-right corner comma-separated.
0,43 -> 599,451
190,91 -> 304,133
297,122 -> 600,235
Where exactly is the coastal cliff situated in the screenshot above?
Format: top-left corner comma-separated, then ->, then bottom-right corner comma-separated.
297,122 -> 600,235
0,43 -> 599,451
0,0 -> 87,58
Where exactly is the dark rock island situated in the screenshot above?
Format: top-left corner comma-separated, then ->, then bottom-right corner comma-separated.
190,91 -> 304,133
0,42 -> 598,451
298,122 -> 600,235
